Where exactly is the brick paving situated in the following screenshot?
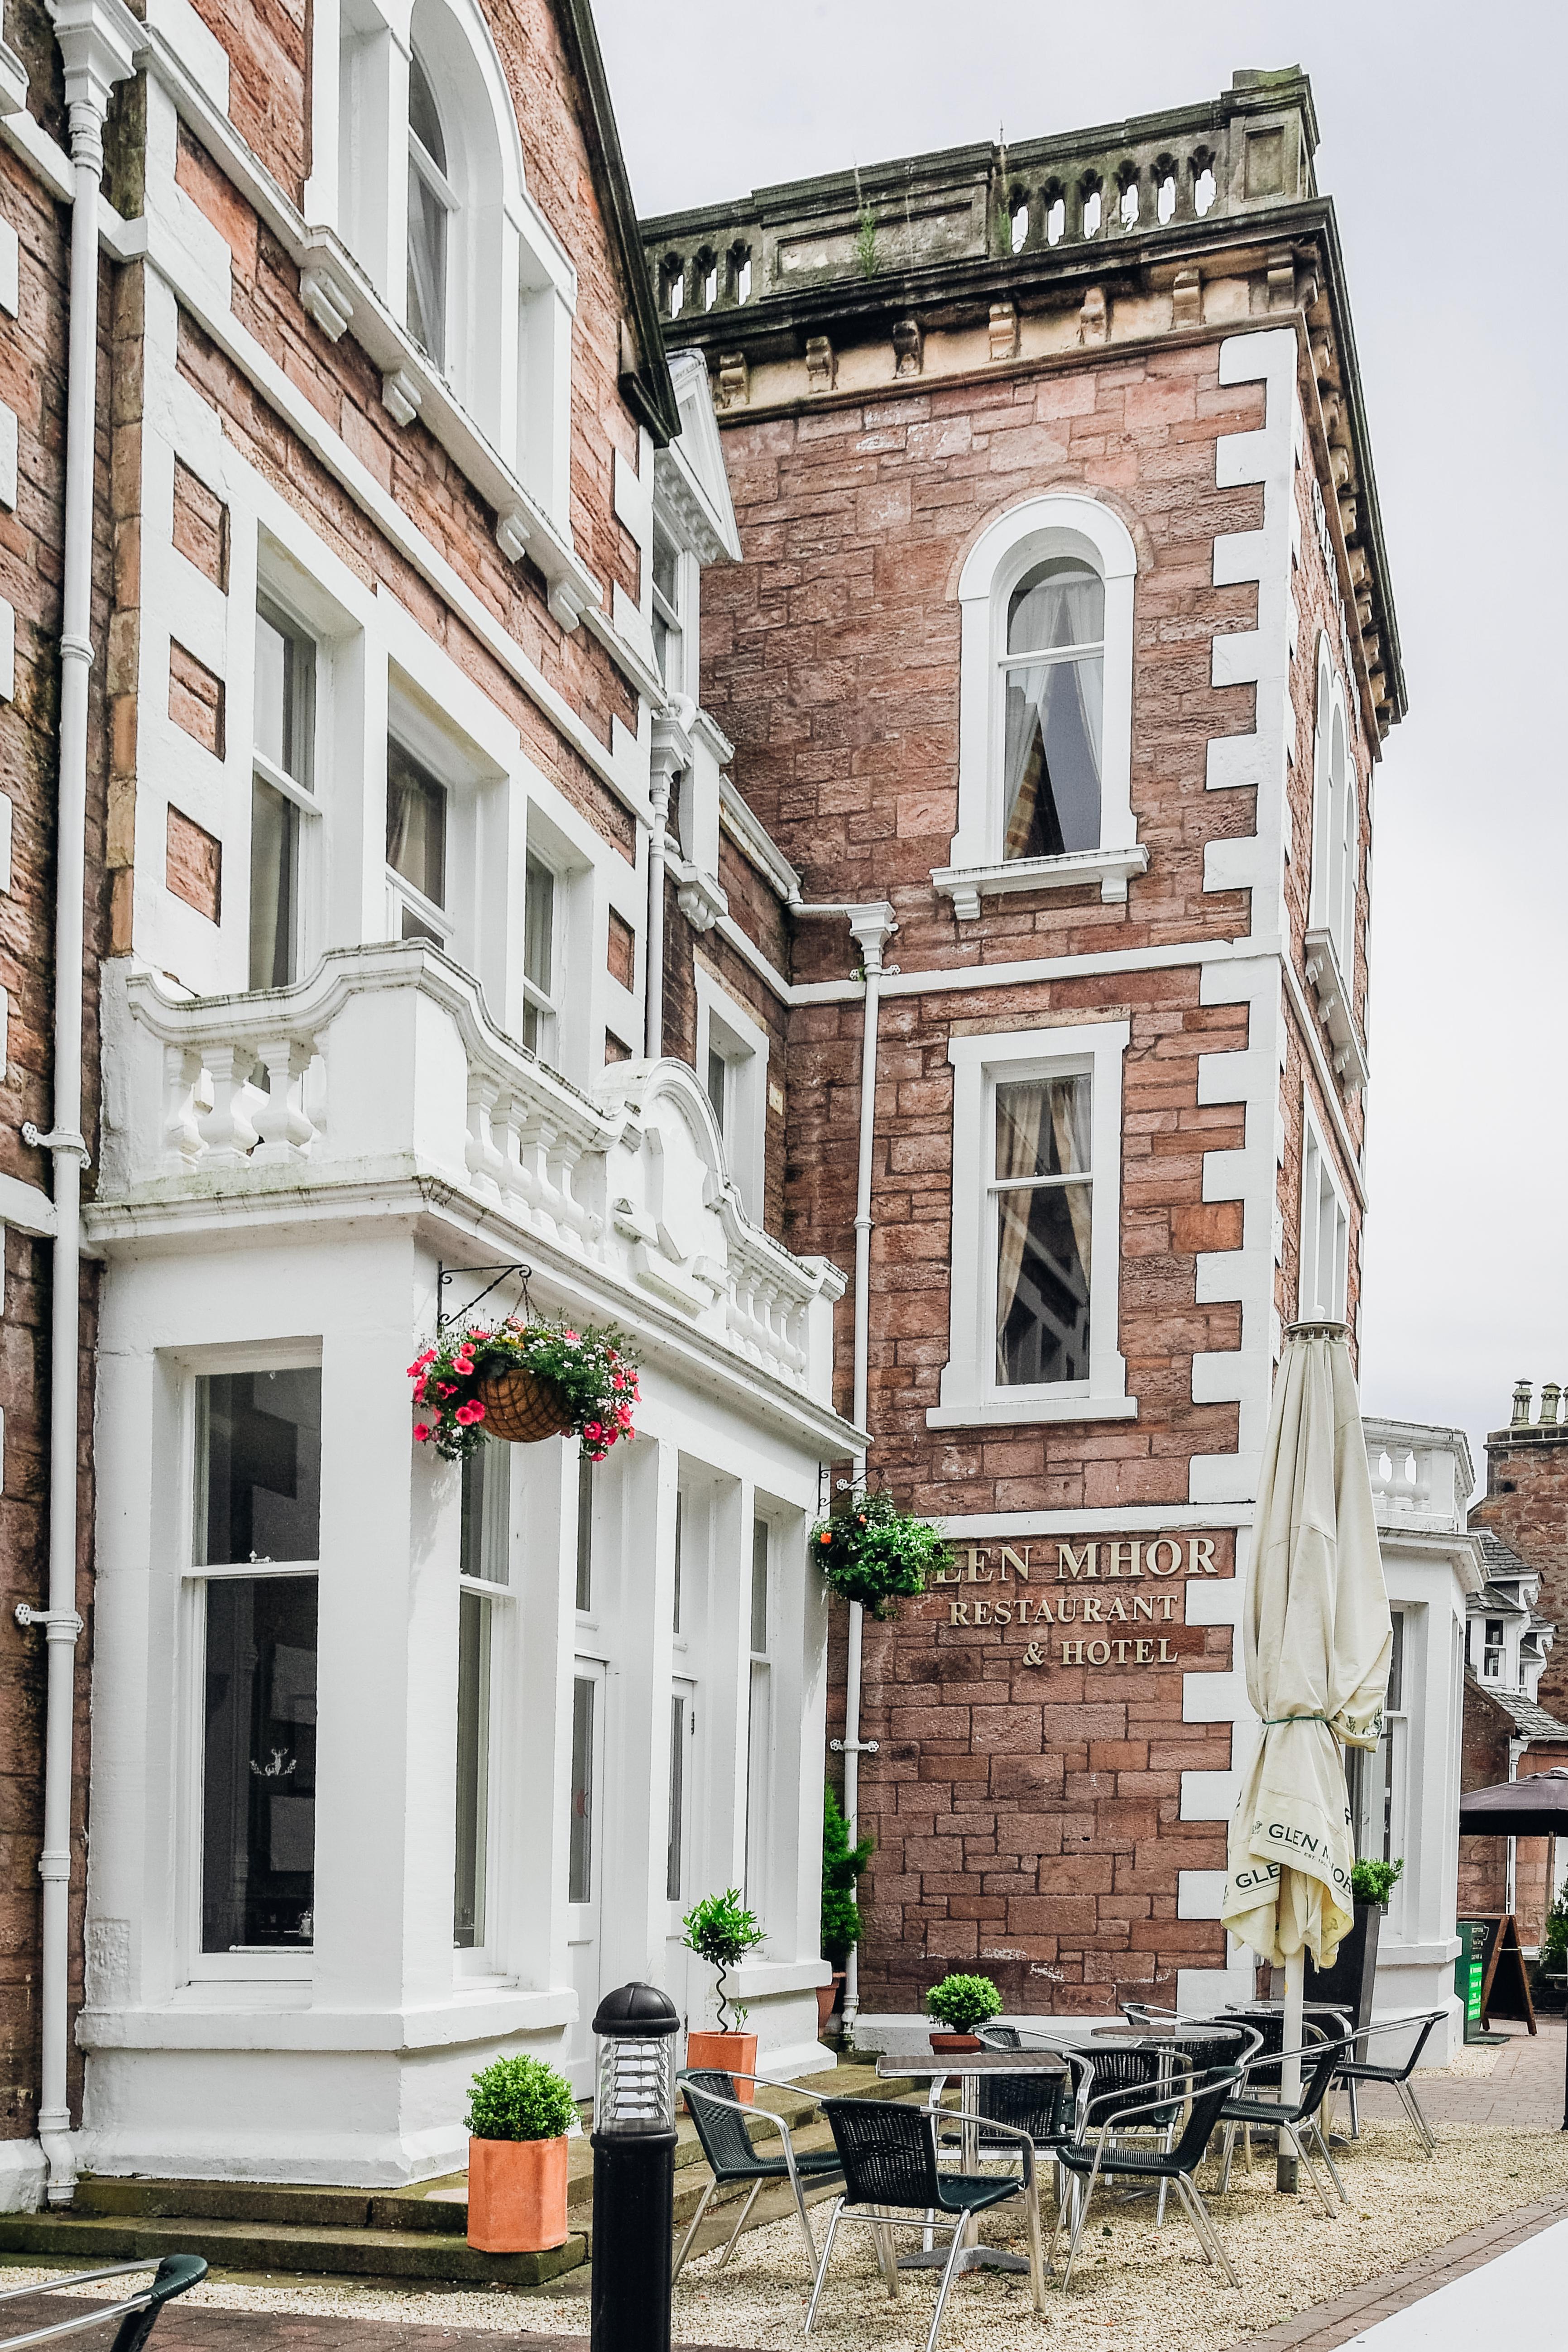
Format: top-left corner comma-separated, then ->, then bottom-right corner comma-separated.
1357,2016 -> 1565,2131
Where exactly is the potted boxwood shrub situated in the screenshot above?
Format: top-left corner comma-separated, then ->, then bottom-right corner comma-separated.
810,1485 -> 951,1619
925,1972 -> 1002,2054
1306,1857 -> 1403,2029
820,1782 -> 873,2029
409,1318 -> 640,1461
682,1887 -> 765,2100
465,2053 -> 579,2253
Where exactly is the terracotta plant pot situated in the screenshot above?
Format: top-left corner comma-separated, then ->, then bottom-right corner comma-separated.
816,1973 -> 846,2031
685,2029 -> 758,2103
466,2132 -> 569,2253
476,1365 -> 573,1444
929,2031 -> 983,2054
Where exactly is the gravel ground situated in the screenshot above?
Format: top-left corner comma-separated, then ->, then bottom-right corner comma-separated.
10,2115 -> 1562,2351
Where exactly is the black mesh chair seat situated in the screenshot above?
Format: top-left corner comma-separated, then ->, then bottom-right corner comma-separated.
806,2096 -> 1048,2350
675,2069 -> 844,2289
1333,2010 -> 1444,2156
1214,2033 -> 1354,2214
1049,2065 -> 1243,2292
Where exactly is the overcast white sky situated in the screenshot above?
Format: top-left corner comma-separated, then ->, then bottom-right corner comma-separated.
595,0 -> 1568,1492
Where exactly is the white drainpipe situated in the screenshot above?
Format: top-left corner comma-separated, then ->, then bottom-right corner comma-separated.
793,899 -> 896,2032
16,0 -> 137,2208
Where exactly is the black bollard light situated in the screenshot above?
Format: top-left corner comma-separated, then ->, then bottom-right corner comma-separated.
590,1980 -> 680,2352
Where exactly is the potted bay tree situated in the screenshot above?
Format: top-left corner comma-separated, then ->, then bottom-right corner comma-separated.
682,1887 -> 765,2100
925,1972 -> 1002,2054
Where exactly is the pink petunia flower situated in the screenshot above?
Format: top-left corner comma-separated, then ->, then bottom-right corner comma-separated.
412,1423 -> 432,1442
454,1400 -> 486,1427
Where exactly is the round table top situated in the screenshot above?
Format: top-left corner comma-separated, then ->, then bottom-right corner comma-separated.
873,2049 -> 1069,2076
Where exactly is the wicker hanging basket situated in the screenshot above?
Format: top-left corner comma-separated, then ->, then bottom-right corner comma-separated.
476,1365 -> 574,1444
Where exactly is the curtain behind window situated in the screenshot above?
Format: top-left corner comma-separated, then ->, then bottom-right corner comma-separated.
1002,562 -> 1104,860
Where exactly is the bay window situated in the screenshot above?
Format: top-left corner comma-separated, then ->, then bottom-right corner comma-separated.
386,736 -> 450,944
193,1368 -> 322,1959
521,853 -> 560,1062
1299,1110 -> 1350,1323
455,1443 -> 510,1957
249,595 -> 318,992
931,1021 -> 1133,1427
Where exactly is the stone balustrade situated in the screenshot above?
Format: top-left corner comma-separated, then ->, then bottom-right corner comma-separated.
643,69 -> 1317,322
98,943 -> 839,1403
1362,1416 -> 1472,1535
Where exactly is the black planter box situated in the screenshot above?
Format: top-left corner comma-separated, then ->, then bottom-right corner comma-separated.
1304,1899 -> 1381,2028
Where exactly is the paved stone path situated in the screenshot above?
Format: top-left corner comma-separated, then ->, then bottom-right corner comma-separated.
1356,2013 -> 1565,2131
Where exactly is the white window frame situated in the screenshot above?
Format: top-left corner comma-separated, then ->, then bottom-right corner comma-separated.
930,1021 -> 1134,1428
650,517 -> 690,701
405,48 -> 457,372
935,494 -> 1144,916
249,586 -> 323,994
454,1442 -> 515,1980
520,847 -> 563,1067
1298,1100 -> 1350,1324
177,1343 -> 325,1988
1308,635 -> 1358,984
693,968 -> 769,1222
743,1513 -> 773,1926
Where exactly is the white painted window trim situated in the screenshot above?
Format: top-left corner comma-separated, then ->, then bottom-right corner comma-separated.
176,1347 -> 325,1987
694,966 -> 769,1224
454,1445 -> 516,1982
1298,1093 -> 1350,1324
929,1021 -> 1134,1428
938,493 -> 1142,915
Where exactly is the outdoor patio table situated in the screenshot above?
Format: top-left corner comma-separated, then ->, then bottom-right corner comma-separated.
873,2050 -> 1069,2274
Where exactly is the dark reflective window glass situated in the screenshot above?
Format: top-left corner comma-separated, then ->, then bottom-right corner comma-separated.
201,1574 -> 317,1951
197,1370 -> 321,1566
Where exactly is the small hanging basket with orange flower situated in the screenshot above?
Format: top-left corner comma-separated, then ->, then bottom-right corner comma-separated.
408,1318 -> 640,1463
809,1483 -> 951,1619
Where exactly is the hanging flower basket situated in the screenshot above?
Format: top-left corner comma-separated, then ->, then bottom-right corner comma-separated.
810,1485 -> 951,1619
409,1318 -> 640,1463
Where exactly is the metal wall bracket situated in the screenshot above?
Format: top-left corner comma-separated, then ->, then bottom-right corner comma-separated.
21,1123 -> 91,1167
436,1260 -> 533,1332
14,1605 -> 84,1636
830,1738 -> 879,1756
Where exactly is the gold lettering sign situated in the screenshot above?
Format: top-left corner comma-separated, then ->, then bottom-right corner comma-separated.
925,1532 -> 1228,1668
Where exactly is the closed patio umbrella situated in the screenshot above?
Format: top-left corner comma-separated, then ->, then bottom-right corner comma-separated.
1221,1321 -> 1392,2189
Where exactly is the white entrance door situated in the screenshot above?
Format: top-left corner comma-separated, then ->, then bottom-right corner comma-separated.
564,1661 -> 605,2094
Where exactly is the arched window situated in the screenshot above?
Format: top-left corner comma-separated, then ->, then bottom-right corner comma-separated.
1001,556 -> 1105,859
938,493 -> 1143,915
406,51 -> 453,368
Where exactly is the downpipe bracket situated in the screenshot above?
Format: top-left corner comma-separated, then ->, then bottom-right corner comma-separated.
21,1123 -> 91,1166
14,1605 -> 84,1639
830,1738 -> 879,1756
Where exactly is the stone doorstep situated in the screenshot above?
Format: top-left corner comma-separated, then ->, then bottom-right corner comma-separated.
0,2067 -> 917,2291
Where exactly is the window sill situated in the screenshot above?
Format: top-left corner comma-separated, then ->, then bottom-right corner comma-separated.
1302,925 -> 1369,1092
295,236 -> 600,632
932,845 -> 1149,917
927,1391 -> 1139,1429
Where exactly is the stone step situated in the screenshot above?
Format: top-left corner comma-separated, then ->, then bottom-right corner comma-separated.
0,2064 -> 917,2290
0,2211 -> 583,2290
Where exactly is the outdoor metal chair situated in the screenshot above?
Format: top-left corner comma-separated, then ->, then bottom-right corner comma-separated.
1050,2064 -> 1244,2290
932,2036 -> 1095,2218
1333,2009 -> 1446,2153
674,2069 -> 845,2286
807,2095 -> 1048,2352
0,2257 -> 208,2352
1215,2032 -> 1355,2214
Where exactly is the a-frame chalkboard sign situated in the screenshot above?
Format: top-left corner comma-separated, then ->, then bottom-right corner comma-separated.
1458,1913 -> 1538,2034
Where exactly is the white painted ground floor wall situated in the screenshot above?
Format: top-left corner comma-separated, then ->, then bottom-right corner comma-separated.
77,1210 -> 847,2185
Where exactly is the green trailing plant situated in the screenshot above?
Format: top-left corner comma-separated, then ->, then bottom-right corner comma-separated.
408,1317 -> 640,1463
810,1485 -> 951,1619
855,204 -> 878,278
822,1782 -> 873,1964
925,1973 -> 1002,2035
465,2053 -> 578,2143
682,1887 -> 765,2032
1350,1857 -> 1404,1908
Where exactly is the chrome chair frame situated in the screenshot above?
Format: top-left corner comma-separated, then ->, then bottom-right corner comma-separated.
1048,2065 -> 1245,2291
1333,2009 -> 1446,2153
0,2258 -> 208,2352
1215,2032 -> 1354,2215
805,2101 -> 1048,2352
673,2069 -> 842,2286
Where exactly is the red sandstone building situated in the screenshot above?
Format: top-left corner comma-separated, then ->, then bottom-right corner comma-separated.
645,69 -> 1405,2020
